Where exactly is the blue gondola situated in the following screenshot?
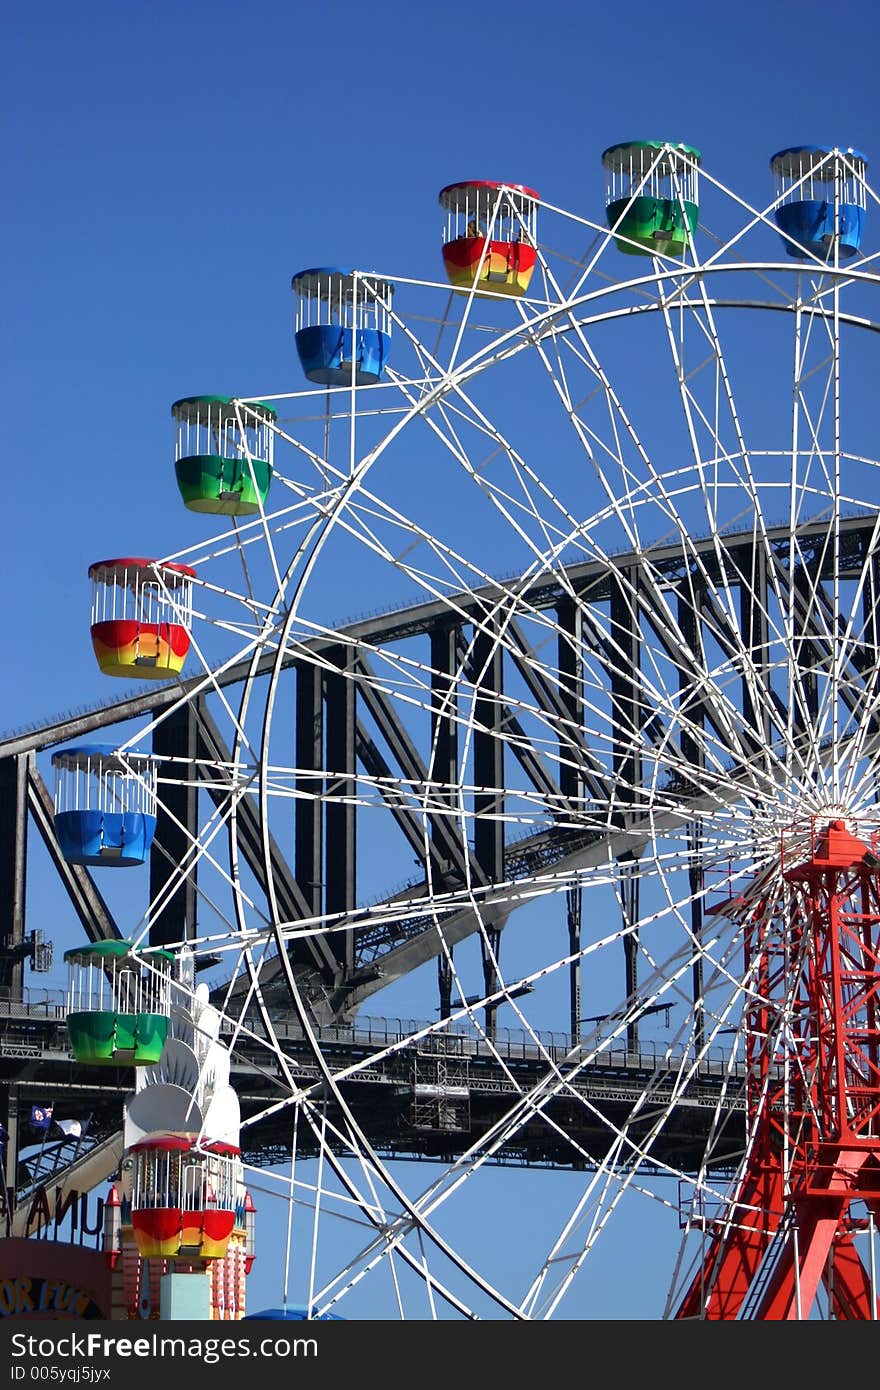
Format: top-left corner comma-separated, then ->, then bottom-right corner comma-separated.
52,744 -> 157,867
770,146 -> 867,260
292,268 -> 393,385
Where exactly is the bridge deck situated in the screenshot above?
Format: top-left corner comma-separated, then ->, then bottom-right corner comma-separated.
1,991 -> 746,1200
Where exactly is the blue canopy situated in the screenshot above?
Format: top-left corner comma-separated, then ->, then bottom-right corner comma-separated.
243,1304 -> 344,1320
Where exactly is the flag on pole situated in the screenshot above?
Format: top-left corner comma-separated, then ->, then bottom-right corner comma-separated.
29,1105 -> 53,1130
54,1118 -> 82,1139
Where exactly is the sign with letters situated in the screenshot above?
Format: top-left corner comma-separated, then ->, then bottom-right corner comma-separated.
0,1239 -> 110,1319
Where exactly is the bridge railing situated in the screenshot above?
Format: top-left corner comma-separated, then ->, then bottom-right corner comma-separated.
0,988 -> 740,1077
259,1013 -> 739,1075
0,986 -> 68,1020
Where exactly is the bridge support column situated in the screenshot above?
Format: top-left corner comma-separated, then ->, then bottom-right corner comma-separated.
0,753 -> 28,996
678,587 -> 706,1050
432,623 -> 460,1020
296,658 -> 324,919
473,624 -> 505,1039
325,646 -> 356,977
610,570 -> 642,1043
150,703 -> 199,949
558,597 -> 584,1043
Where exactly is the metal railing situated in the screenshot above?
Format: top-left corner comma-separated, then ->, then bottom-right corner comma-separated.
0,986 -> 68,1020
0,986 -> 740,1078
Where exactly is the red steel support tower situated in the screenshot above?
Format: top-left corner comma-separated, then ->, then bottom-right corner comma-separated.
676,818 -> 880,1319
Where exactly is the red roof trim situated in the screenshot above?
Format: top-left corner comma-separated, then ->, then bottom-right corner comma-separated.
131,1135 -> 192,1154
439,179 -> 540,200
129,1135 -> 241,1156
88,558 -> 198,580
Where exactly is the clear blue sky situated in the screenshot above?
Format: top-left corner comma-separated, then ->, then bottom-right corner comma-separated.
5,0 -> 880,1322
7,0 -> 879,737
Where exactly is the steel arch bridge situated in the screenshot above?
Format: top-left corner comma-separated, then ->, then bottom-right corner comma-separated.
2,512 -> 876,1199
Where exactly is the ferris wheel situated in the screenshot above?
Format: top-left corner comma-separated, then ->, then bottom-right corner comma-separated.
55,140 -> 880,1319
